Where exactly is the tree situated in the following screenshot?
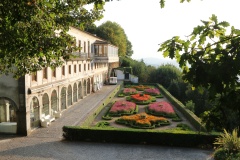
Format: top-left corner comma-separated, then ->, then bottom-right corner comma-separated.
149,64 -> 182,89
96,21 -> 132,57
159,14 -> 240,130
0,0 -> 105,78
159,0 -> 191,8
126,39 -> 134,57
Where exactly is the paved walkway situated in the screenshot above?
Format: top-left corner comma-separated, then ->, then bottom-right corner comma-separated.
0,84 -> 214,160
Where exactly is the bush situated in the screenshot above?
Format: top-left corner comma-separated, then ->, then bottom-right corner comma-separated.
214,148 -> 229,160
214,128 -> 240,152
176,123 -> 192,131
213,128 -> 240,160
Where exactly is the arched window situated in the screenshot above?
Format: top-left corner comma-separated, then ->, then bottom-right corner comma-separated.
51,90 -> 58,112
42,93 -> 49,115
0,98 -> 17,123
61,87 -> 66,110
78,81 -> 82,99
67,85 -> 72,106
30,97 -> 40,128
73,83 -> 77,102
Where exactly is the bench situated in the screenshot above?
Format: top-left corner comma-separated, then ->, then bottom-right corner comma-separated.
40,114 -> 55,127
53,111 -> 62,118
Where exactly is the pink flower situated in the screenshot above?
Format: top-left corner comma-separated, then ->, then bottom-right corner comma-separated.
144,88 -> 160,95
123,88 -> 137,94
148,101 -> 175,114
109,100 -> 136,113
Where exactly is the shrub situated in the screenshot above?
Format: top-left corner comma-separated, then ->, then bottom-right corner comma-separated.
176,123 -> 192,131
214,128 -> 240,160
172,116 -> 182,122
214,148 -> 229,160
95,121 -> 111,128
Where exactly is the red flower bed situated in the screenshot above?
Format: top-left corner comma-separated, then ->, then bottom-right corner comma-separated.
131,93 -> 151,101
147,101 -> 176,117
109,100 -> 136,114
144,88 -> 160,95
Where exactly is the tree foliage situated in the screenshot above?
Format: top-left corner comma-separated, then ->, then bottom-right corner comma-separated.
159,14 -> 240,130
159,0 -> 191,8
0,0 -> 105,78
95,21 -> 133,57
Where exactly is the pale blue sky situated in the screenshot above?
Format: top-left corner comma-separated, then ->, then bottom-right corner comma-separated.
94,0 -> 240,61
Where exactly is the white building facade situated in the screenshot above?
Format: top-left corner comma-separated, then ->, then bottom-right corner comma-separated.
0,27 -> 119,135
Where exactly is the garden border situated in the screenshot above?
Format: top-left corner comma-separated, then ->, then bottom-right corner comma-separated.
63,126 -> 218,147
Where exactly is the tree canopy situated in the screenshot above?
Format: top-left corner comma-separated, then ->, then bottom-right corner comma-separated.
95,21 -> 133,57
0,0 -> 105,78
159,14 -> 240,130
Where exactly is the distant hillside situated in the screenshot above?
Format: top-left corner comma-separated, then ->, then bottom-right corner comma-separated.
142,57 -> 179,68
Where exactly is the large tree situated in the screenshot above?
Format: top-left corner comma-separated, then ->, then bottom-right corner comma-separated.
159,14 -> 240,130
95,21 -> 132,57
0,0 -> 105,78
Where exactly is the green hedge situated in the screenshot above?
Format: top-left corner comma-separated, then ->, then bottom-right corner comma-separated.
156,84 -> 207,132
81,84 -> 121,126
63,126 -> 218,148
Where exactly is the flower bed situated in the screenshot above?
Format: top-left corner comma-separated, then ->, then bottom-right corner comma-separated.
144,88 -> 163,97
132,85 -> 151,91
146,101 -> 177,118
107,100 -> 137,117
130,93 -> 155,104
122,88 -> 137,95
116,113 -> 170,129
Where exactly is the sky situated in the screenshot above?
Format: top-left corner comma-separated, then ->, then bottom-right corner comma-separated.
94,0 -> 240,62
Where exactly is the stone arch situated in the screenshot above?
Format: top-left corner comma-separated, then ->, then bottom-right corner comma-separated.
61,87 -> 67,110
83,79 -> 87,96
78,81 -> 82,99
0,97 -> 18,123
67,85 -> 72,106
30,96 -> 40,129
51,90 -> 58,112
87,78 -> 91,94
73,83 -> 77,103
42,93 -> 49,115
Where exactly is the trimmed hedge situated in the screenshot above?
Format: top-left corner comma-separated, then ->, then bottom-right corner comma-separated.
156,84 -> 207,132
63,126 -> 218,148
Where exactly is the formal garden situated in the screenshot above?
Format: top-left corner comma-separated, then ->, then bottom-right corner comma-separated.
63,83 -> 240,159
63,83 -> 220,148
96,84 -> 188,130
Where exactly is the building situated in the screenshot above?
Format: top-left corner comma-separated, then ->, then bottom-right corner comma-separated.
0,27 -> 119,135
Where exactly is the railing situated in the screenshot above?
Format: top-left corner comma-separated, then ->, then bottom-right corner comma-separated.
71,52 -> 94,60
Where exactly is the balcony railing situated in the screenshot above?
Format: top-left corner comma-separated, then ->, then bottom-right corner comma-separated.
70,52 -> 94,60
